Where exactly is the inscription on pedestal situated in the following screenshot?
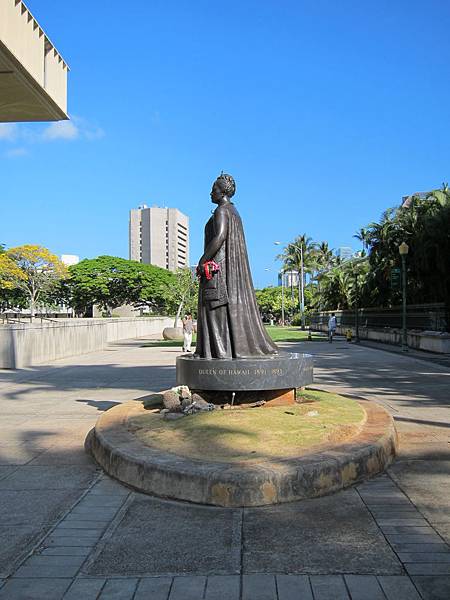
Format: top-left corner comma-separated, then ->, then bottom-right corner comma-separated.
176,353 -> 313,391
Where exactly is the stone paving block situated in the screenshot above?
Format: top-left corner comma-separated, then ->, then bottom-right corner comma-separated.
364,498 -> 414,506
65,508 -> 119,520
392,543 -> 450,553
63,514 -> 112,524
242,574 -> 277,600
386,533 -> 443,544
381,525 -> 437,535
405,563 -> 450,575
0,525 -> 39,578
412,576 -> 450,600
0,577 -> 72,599
66,508 -> 118,522
46,535 -> 97,548
204,575 -> 240,600
399,552 -> 450,563
344,575 -> 385,600
41,546 -> 93,556
63,578 -> 106,599
169,576 -> 206,600
377,517 -> 428,527
243,491 -> 401,574
309,575 -> 349,599
75,499 -> 125,511
369,510 -> 421,517
377,576 -> 421,600
0,447 -> 45,465
98,578 -> 138,599
134,577 -> 173,600
24,555 -> 86,568
88,496 -> 241,575
14,562 -> 82,578
89,482 -> 130,496
0,490 -> 82,526
58,518 -> 110,528
0,466 -> 95,490
367,504 -> 416,511
276,574 -> 313,600
50,526 -> 102,537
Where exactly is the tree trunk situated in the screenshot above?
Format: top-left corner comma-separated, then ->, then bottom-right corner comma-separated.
174,301 -> 184,328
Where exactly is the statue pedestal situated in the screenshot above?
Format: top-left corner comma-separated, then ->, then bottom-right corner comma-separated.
176,352 -> 313,395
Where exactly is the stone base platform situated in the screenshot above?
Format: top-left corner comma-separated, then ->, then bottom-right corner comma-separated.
88,396 -> 397,508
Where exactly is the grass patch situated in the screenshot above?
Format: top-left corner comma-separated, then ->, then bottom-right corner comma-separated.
265,326 -> 325,343
142,327 -> 325,347
129,389 -> 365,462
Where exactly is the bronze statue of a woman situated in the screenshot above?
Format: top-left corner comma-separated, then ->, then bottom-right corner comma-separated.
195,174 -> 278,359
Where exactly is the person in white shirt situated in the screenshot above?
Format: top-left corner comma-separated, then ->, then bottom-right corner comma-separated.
182,314 -> 194,353
328,313 -> 337,343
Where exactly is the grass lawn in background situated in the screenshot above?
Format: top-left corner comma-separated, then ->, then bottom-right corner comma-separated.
142,327 -> 325,347
264,326 -> 326,343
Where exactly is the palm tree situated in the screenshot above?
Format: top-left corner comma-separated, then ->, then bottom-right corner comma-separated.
354,227 -> 369,256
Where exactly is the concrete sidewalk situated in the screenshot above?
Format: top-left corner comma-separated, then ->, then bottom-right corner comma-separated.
0,336 -> 449,599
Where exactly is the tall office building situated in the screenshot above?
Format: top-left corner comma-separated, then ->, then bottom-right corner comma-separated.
129,205 -> 189,271
337,247 -> 354,261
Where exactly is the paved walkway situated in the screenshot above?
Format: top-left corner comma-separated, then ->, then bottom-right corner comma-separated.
0,336 -> 449,599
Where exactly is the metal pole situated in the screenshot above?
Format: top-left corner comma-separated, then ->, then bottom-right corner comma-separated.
401,254 -> 408,351
281,272 -> 285,326
300,245 -> 305,330
354,272 -> 360,343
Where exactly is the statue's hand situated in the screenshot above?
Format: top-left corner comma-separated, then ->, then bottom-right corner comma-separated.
196,263 -> 204,278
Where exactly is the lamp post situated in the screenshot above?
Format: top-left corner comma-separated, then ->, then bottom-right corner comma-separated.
399,242 -> 409,352
354,271 -> 360,343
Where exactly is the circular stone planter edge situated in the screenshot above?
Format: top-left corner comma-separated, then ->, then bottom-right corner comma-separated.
87,395 -> 397,507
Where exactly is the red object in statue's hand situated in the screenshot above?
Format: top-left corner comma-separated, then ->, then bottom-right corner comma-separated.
197,260 -> 220,280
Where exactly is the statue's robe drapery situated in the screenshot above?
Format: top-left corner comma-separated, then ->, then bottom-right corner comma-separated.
195,203 -> 278,359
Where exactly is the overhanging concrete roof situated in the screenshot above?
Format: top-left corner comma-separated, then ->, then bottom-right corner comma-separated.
0,1 -> 69,122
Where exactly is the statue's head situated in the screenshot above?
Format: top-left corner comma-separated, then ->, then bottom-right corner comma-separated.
211,173 -> 236,203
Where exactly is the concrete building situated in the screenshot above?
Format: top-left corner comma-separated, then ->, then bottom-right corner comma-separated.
337,247 -> 354,261
129,205 -> 189,271
0,0 -> 68,122
278,270 -> 299,287
401,191 -> 429,209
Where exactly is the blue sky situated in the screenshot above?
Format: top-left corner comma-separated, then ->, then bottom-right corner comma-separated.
2,0 -> 450,288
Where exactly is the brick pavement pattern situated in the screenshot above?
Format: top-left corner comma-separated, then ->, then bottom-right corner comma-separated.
0,335 -> 449,599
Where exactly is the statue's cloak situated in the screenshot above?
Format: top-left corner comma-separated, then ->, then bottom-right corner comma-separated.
195,203 -> 278,359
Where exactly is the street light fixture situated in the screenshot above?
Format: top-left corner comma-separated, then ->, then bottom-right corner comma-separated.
398,242 -> 409,352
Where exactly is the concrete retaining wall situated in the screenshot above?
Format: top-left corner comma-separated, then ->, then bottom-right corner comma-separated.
0,317 -> 173,369
312,324 -> 450,354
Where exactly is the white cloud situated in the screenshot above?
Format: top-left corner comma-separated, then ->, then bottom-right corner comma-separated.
42,120 -> 79,140
0,124 -> 18,141
0,117 -> 104,147
4,147 -> 28,158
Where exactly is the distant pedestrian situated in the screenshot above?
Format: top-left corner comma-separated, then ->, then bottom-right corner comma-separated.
182,314 -> 194,353
328,313 -> 337,343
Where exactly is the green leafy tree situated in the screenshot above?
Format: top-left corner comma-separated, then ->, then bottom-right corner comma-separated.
5,245 -> 68,320
161,268 -> 199,326
62,256 -> 174,315
255,286 -> 297,321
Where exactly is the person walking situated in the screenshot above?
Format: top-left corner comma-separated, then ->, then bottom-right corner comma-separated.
182,314 -> 194,353
328,313 -> 337,343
